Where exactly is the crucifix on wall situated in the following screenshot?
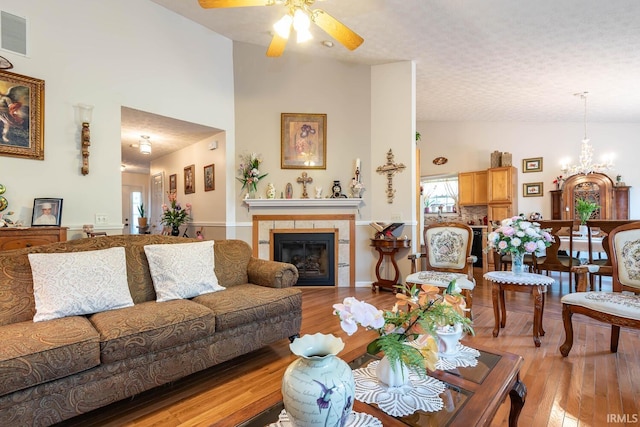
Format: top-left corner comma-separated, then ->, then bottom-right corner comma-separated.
376,149 -> 406,203
296,171 -> 313,199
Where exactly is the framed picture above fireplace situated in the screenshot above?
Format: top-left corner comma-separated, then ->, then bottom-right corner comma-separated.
281,113 -> 326,169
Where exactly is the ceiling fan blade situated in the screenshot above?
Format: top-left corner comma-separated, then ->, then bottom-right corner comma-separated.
198,0 -> 274,8
312,9 -> 363,51
266,33 -> 288,57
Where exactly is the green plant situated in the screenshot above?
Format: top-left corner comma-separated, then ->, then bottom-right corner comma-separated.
137,203 -> 145,218
575,198 -> 599,224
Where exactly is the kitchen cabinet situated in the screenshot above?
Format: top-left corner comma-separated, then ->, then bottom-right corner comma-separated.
487,166 -> 518,224
458,170 -> 488,206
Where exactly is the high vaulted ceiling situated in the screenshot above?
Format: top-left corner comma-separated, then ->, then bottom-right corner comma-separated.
150,0 -> 640,123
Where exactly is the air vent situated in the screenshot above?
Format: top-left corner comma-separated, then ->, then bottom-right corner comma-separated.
1,11 -> 27,56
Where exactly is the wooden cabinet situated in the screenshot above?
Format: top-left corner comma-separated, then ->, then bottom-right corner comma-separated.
458,171 -> 488,206
0,227 -> 68,251
487,166 -> 518,224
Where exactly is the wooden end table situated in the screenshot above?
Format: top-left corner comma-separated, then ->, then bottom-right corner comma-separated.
370,238 -> 411,292
484,271 -> 554,347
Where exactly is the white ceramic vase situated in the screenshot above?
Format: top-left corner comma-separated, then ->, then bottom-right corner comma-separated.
375,354 -> 410,387
436,323 -> 463,355
282,333 -> 355,427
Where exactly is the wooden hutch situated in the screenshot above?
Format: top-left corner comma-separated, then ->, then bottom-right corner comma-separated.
550,173 -> 630,220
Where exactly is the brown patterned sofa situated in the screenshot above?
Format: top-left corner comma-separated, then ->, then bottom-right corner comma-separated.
0,235 -> 301,426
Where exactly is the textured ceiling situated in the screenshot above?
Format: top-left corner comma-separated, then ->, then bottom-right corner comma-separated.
151,0 -> 640,122
126,0 -> 640,173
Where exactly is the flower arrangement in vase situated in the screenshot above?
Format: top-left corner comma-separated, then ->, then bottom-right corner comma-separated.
237,152 -> 268,197
486,215 -> 554,274
161,191 -> 191,235
575,198 -> 600,235
333,281 -> 472,380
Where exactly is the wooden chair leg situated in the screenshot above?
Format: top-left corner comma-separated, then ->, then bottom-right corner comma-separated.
463,289 -> 473,321
560,304 -> 574,357
610,325 -> 621,353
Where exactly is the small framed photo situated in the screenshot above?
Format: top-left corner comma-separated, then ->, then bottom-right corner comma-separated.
523,182 -> 543,197
184,165 -> 195,194
281,113 -> 327,169
169,174 -> 177,192
204,164 -> 215,192
523,157 -> 543,173
31,198 -> 63,226
0,70 -> 45,160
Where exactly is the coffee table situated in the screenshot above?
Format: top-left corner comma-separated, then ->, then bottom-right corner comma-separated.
216,343 -> 526,427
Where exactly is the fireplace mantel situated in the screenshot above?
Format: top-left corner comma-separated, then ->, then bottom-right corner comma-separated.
244,198 -> 363,209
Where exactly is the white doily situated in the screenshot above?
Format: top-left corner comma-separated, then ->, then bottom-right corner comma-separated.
268,409 -> 382,427
353,360 -> 446,417
435,343 -> 480,371
484,271 -> 555,285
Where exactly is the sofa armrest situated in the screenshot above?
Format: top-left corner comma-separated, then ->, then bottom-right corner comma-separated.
247,258 -> 299,288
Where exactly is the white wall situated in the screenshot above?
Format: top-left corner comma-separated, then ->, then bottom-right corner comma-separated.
417,121 -> 640,220
0,0 -> 235,238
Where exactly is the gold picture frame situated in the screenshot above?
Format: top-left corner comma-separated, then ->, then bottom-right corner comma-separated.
281,113 -> 326,169
523,157 -> 543,173
0,70 -> 45,160
523,182 -> 543,197
184,165 -> 195,194
204,164 -> 215,192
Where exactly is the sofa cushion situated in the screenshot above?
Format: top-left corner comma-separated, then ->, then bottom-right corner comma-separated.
193,283 -> 302,332
28,247 -> 134,322
89,299 -> 216,364
0,316 -> 100,397
144,240 -> 225,302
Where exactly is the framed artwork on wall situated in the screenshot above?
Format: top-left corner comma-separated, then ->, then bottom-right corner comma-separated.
184,165 -> 195,194
523,182 -> 543,197
204,164 -> 215,191
31,198 -> 63,226
169,174 -> 177,193
523,157 -> 543,173
0,70 -> 45,160
281,113 -> 327,169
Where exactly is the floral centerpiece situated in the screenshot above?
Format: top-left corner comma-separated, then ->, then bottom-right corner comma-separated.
486,215 -> 554,273
237,152 -> 268,195
333,282 -> 473,377
161,191 -> 191,234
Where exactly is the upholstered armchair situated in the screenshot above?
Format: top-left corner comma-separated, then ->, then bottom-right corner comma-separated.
560,221 -> 640,356
406,223 -> 475,319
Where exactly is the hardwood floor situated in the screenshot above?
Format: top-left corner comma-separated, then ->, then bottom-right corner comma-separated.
58,269 -> 640,427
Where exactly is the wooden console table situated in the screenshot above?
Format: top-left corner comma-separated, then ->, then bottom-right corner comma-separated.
0,227 -> 68,251
370,238 -> 411,292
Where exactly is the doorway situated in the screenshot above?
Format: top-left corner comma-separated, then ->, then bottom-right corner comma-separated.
122,185 -> 143,235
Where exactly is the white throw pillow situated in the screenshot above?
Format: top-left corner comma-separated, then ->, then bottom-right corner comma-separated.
144,240 -> 224,302
28,247 -> 134,322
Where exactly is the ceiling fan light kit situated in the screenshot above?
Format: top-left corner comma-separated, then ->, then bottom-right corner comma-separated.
199,0 -> 363,57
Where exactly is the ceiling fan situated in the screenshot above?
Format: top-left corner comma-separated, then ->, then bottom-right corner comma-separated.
198,0 -> 364,57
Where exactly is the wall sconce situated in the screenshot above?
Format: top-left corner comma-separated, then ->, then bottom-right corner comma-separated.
139,135 -> 152,154
75,104 -> 94,175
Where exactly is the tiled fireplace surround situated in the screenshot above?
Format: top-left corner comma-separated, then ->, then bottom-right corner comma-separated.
252,214 -> 356,287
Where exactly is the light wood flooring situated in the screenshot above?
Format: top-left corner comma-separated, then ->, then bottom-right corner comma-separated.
58,270 -> 640,427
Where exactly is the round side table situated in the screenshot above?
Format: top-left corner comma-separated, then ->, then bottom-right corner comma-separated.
483,271 -> 554,347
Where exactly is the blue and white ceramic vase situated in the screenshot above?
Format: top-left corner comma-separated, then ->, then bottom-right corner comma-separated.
282,333 -> 355,427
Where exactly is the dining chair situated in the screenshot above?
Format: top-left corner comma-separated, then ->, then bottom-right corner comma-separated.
406,223 -> 475,319
586,220 -> 635,291
533,220 -> 581,293
560,221 -> 640,356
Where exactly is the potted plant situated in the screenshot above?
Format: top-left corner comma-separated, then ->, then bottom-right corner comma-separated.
137,203 -> 147,228
575,198 -> 599,235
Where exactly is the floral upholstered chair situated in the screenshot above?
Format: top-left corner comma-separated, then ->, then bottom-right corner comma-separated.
560,221 -> 640,356
406,222 -> 475,319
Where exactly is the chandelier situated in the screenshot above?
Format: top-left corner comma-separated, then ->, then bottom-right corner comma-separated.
561,92 -> 614,176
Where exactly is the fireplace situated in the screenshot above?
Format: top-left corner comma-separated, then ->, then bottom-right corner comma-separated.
272,229 -> 337,286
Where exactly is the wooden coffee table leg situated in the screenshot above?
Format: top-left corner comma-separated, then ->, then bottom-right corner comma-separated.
492,282 -> 500,337
509,375 -> 527,427
532,286 -> 543,347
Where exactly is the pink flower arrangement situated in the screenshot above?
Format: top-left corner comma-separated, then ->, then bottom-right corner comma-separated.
486,215 -> 554,256
161,191 -> 191,228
